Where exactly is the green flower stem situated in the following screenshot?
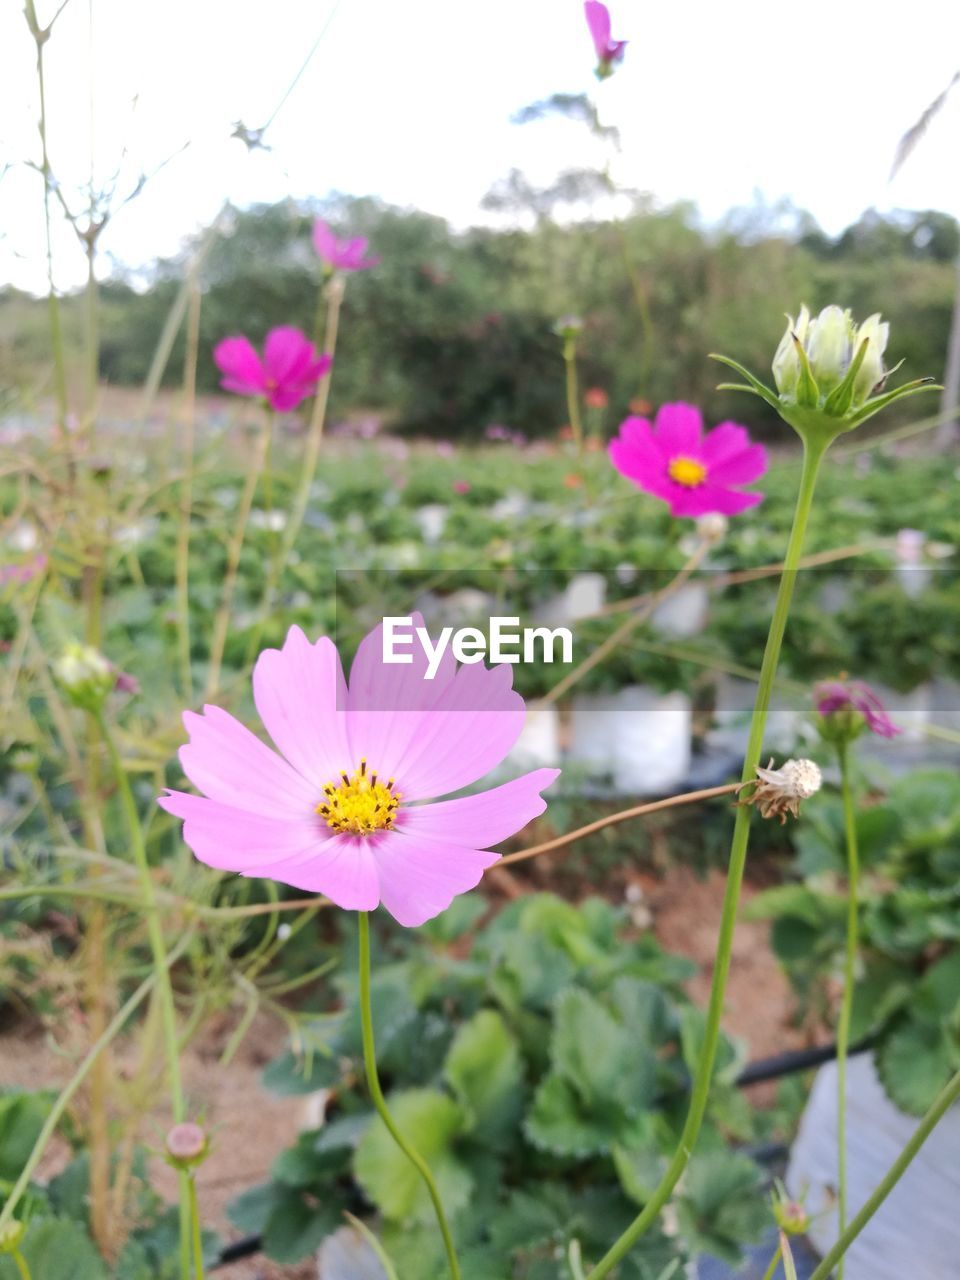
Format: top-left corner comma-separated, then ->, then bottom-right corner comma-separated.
10,1253 -> 31,1280
761,1243 -> 782,1280
357,911 -> 461,1280
174,274 -> 201,701
244,274 -> 345,667
94,712 -> 191,1280
563,340 -> 585,465
205,408 -> 275,699
834,739 -> 860,1279
809,1066 -> 960,1280
587,434 -> 829,1280
0,930 -> 194,1232
188,1176 -> 205,1280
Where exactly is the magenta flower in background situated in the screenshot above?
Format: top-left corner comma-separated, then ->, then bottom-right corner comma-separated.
312,219 -> 380,273
213,327 -> 331,413
814,679 -> 902,740
0,553 -> 48,587
608,402 -> 767,518
159,621 -> 559,927
584,1 -> 627,77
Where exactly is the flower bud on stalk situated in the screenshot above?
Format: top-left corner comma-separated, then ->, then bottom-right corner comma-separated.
165,1122 -> 210,1172
714,305 -> 936,447
737,758 -> 822,823
54,642 -> 138,712
0,1221 -> 26,1254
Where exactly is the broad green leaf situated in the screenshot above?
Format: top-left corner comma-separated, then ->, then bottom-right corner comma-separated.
263,1191 -> 347,1262
0,1218 -> 106,1280
354,1089 -> 472,1224
524,1073 -> 620,1157
675,1152 -> 767,1264
552,989 -> 655,1111
876,1021 -> 955,1115
444,1009 -> 524,1147
0,1089 -> 55,1181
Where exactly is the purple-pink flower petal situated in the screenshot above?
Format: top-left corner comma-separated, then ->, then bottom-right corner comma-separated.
372,832 -> 499,927
214,336 -> 266,397
398,769 -> 559,847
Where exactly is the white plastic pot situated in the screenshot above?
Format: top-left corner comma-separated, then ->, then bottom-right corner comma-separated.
787,1054 -> 960,1279
567,686 -> 692,794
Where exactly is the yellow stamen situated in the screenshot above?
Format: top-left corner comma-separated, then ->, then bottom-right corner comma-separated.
668,455 -> 708,487
317,760 -> 401,836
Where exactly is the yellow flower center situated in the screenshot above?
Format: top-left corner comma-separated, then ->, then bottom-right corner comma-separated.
667,456 -> 707,488
316,761 -> 401,836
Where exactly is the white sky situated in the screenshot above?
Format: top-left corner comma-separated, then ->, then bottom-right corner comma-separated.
1,0 -> 959,294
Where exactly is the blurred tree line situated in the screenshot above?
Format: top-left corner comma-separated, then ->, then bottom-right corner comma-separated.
1,195 -> 956,438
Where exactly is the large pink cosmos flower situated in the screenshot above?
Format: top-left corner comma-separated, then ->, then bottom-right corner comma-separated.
585,1 -> 627,77
814,679 -> 902,740
312,219 -> 380,273
608,402 -> 767,518
159,622 -> 559,927
213,327 -> 331,413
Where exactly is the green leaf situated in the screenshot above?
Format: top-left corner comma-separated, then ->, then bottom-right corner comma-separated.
353,1089 -> 472,1224
680,1007 -> 742,1086
262,1049 -> 341,1096
0,1218 -> 106,1280
444,1010 -> 524,1148
0,1089 -> 55,1181
876,1021 -> 955,1115
552,989 -> 656,1112
271,1133 -> 353,1187
524,1074 -> 620,1157
263,1191 -> 346,1262
914,950 -> 960,1025
675,1152 -> 767,1264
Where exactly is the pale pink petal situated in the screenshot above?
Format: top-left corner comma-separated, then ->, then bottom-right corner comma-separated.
654,402 -> 703,456
214,336 -> 266,396
178,705 -> 317,819
252,627 -> 351,789
371,830 -> 500,927
397,769 -> 559,847
158,791 -> 326,870
261,834 -> 382,909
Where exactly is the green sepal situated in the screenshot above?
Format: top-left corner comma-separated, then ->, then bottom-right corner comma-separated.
845,379 -> 941,430
708,355 -> 781,411
822,336 -> 870,417
791,335 -> 819,407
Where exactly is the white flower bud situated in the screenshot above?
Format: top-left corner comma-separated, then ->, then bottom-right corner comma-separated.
852,312 -> 889,399
806,306 -> 854,393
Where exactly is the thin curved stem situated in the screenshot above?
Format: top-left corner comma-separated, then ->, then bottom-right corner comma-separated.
205,408 -> 275,698
834,740 -> 860,1279
0,930 -> 193,1230
94,712 -> 191,1280
188,1176 -> 205,1280
761,1243 -> 782,1280
587,435 -> 829,1279
809,1066 -> 960,1279
357,911 -> 461,1280
11,1252 -> 31,1280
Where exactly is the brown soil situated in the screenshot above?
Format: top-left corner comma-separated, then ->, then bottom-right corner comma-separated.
0,863 -> 799,1277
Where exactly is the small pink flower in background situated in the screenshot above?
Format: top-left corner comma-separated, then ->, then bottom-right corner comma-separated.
159,621 -> 558,927
0,553 -> 48,587
214,327 -> 331,413
312,219 -> 380,273
584,387 -> 609,410
609,402 -> 767,518
814,679 -> 902,740
452,480 -> 471,495
584,1 -> 627,78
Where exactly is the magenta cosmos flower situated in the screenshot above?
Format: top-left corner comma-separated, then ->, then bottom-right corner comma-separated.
814,679 -> 902,740
608,402 -> 767,518
312,219 -> 380,273
584,1 -> 627,77
213,327 -> 331,413
159,621 -> 559,927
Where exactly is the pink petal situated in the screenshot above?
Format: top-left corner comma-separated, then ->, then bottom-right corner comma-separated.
263,327 -> 316,386
158,791 -> 326,871
312,219 -> 339,264
654,402 -> 703,456
701,422 -> 768,485
213,336 -> 265,396
609,437 -> 672,495
261,833 -> 382,909
584,0 -> 611,54
371,830 -> 500,927
672,484 -> 763,517
397,769 -> 559,848
178,705 -> 317,819
252,627 -> 352,789
267,383 -> 314,412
